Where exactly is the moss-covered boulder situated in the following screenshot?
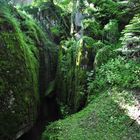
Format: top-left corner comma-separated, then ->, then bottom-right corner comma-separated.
0,5 -> 39,139
0,4 -> 57,140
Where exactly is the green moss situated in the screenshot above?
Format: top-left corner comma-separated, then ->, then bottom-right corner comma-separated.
0,5 -> 51,139
42,89 -> 140,140
55,39 -> 89,115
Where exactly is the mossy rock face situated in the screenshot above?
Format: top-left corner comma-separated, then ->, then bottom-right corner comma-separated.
55,39 -> 94,115
24,2 -> 70,43
0,5 -> 43,140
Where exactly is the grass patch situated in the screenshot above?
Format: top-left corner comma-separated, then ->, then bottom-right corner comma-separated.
42,89 -> 140,140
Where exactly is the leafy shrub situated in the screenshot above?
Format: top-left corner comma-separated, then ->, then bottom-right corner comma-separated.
120,14 -> 140,56
83,19 -> 102,39
94,45 -> 118,67
88,57 -> 140,97
103,19 -> 119,43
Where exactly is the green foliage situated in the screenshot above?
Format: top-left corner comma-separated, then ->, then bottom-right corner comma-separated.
128,0 -> 140,13
92,40 -> 105,53
82,36 -> 96,47
83,18 -> 102,39
50,26 -> 62,36
120,14 -> 140,56
103,19 -> 119,43
54,0 -> 72,12
89,57 -> 140,98
88,0 -> 121,21
85,0 -> 134,33
94,45 -> 118,67
55,38 -> 88,115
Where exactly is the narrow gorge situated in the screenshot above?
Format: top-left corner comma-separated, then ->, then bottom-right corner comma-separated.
0,0 -> 140,140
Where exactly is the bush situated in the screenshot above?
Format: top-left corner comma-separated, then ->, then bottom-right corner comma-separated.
88,57 -> 140,97
103,19 -> 119,43
120,14 -> 140,56
94,45 -> 118,67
